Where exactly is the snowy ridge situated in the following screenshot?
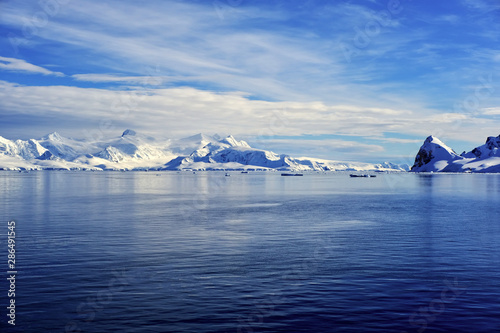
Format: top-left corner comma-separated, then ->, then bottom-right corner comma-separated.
411,134 -> 500,173
0,137 -> 48,160
0,130 -> 408,171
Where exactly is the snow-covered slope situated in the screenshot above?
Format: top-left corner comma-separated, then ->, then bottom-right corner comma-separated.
92,129 -> 171,162
166,133 -> 220,155
163,135 -> 303,171
37,132 -> 97,160
163,134 -> 407,172
0,129 -> 176,170
294,157 -> 410,172
410,136 -> 463,172
410,134 -> 500,173
0,136 -> 49,160
461,135 -> 500,159
0,130 -> 408,171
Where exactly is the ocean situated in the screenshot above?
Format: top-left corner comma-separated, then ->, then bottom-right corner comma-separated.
1,171 -> 499,332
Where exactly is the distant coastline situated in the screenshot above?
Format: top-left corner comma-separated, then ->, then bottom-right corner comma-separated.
0,129 -> 409,172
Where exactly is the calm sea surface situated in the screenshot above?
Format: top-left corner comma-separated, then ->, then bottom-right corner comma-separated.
1,171 -> 500,333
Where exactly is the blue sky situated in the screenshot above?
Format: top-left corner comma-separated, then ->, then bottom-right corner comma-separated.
0,0 -> 499,163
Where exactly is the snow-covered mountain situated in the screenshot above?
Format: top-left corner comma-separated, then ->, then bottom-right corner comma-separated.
166,133 -> 220,155
0,136 -> 48,160
37,132 -> 100,160
410,135 -> 500,173
0,130 -> 408,171
92,130 -> 170,162
162,135 -> 302,170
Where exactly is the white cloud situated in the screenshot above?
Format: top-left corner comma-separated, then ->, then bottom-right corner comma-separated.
0,56 -> 64,76
462,0 -> 500,12
0,1 -> 418,105
481,107 -> 500,115
1,1 -> 500,161
371,137 -> 423,144
0,81 -> 494,144
256,138 -> 385,156
72,74 -> 172,85
2,0 -> 496,113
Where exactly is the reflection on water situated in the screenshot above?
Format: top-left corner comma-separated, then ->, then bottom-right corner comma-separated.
417,173 -> 500,197
0,171 -> 499,333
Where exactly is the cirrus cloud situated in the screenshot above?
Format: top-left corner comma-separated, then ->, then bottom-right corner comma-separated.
0,56 -> 64,76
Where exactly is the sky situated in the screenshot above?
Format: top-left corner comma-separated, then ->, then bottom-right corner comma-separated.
0,0 -> 499,164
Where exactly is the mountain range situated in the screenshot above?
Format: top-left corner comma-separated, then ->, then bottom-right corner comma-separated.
0,129 -> 409,172
410,135 -> 500,173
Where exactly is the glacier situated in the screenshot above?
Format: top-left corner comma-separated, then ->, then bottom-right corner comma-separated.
410,135 -> 500,173
0,130 -> 408,172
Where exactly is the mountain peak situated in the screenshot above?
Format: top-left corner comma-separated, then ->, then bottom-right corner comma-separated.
180,133 -> 217,144
425,135 -> 443,145
411,136 -> 461,172
422,136 -> 456,153
122,129 -> 137,137
221,135 -> 251,148
485,135 -> 500,146
222,135 -> 237,145
462,134 -> 500,159
0,129 -> 410,172
42,132 -> 63,141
